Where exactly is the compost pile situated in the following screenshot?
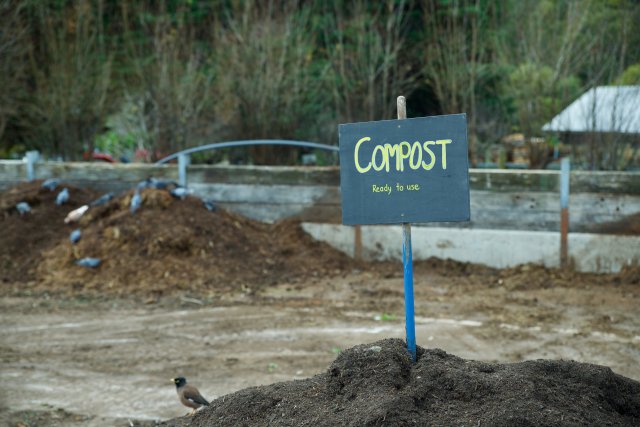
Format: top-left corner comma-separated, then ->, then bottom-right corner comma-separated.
0,181 -> 98,285
0,181 -> 356,297
161,338 -> 640,427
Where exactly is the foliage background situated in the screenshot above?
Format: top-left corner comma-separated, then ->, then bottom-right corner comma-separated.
0,0 -> 638,168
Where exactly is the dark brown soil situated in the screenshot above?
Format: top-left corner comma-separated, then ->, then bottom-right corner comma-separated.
587,212 -> 640,235
160,338 -> 640,427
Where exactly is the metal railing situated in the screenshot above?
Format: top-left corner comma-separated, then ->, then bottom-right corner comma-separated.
155,139 -> 339,186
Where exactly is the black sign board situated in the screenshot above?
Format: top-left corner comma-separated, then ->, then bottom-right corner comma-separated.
339,114 -> 470,225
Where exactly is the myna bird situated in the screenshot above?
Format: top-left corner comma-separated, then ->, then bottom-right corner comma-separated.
172,377 -> 210,415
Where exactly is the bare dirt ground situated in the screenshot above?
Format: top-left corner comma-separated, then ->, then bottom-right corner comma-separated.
1,265 -> 639,426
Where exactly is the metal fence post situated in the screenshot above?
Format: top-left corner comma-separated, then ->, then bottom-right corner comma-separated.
25,150 -> 39,182
178,153 -> 190,187
560,157 -> 570,268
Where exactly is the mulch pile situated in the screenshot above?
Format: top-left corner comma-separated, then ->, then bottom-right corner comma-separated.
0,180 -> 99,285
411,256 -> 640,289
161,338 -> 640,426
494,262 -> 640,289
1,180 -> 356,297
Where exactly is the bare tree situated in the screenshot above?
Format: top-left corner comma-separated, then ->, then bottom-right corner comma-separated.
421,0 -> 490,164
323,0 -> 418,124
21,0 -> 113,159
119,1 -> 216,159
582,87 -> 640,170
497,0 -> 630,136
213,1 -> 330,164
0,0 -> 29,148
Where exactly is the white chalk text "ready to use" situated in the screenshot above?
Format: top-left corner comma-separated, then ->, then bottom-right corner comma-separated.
354,137 -> 452,174
371,182 -> 421,195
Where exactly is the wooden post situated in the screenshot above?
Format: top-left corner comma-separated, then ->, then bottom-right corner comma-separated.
354,225 -> 362,260
560,157 -> 570,268
398,96 -> 416,362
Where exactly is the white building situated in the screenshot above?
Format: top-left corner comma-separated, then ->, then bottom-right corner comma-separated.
542,86 -> 640,170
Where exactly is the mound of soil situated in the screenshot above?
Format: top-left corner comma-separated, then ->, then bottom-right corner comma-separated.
0,180 -> 98,285
3,183 -> 357,297
494,262 -> 640,289
162,338 -> 640,426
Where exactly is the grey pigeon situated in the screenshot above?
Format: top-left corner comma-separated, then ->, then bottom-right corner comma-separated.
69,229 -> 81,244
138,177 -> 175,190
170,187 -> 190,200
151,179 -> 175,190
90,192 -> 114,207
136,178 -> 154,190
16,202 -> 31,215
203,199 -> 216,212
76,257 -> 101,268
42,178 -> 59,191
55,188 -> 69,205
130,190 -> 142,214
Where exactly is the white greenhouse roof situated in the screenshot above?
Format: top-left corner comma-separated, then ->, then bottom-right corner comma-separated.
542,86 -> 640,134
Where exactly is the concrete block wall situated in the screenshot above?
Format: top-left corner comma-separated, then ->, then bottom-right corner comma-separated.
301,223 -> 639,273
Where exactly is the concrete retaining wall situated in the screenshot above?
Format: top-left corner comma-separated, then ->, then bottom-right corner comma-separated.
301,223 -> 640,273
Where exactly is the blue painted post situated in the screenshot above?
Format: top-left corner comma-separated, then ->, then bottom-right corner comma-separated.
178,153 -> 189,187
397,96 -> 417,362
560,157 -> 570,268
402,222 -> 416,362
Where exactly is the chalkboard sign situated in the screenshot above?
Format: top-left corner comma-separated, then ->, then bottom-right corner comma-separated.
339,114 -> 470,225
